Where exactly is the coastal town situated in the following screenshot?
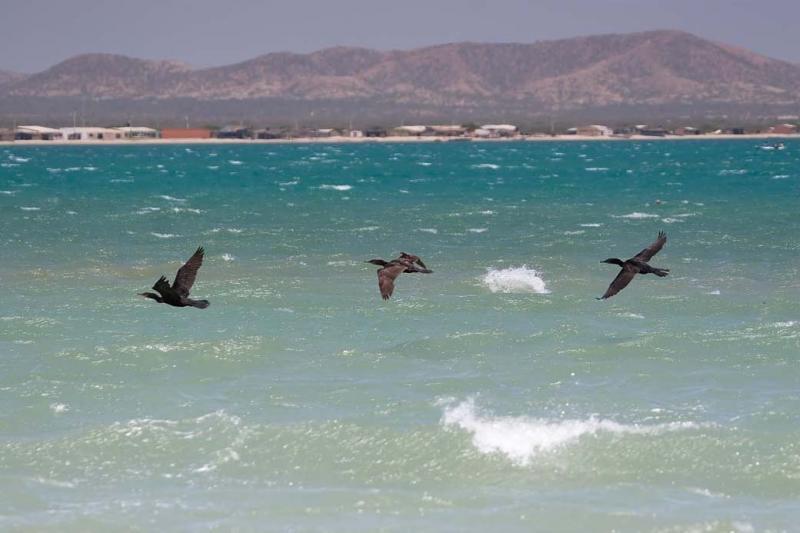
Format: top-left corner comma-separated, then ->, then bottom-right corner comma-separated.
2,121 -> 799,143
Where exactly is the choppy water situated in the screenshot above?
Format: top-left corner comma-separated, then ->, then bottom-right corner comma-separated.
1,140 -> 799,531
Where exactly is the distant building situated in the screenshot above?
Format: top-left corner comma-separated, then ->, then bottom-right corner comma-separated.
215,126 -> 252,139
116,126 -> 159,139
161,128 -> 212,139
393,125 -> 429,136
348,129 -> 364,138
60,127 -> 124,141
478,124 -> 518,138
575,125 -> 613,137
310,128 -> 338,138
15,125 -> 63,140
430,125 -> 466,137
254,128 -> 285,140
637,127 -> 669,137
0,128 -> 14,141
768,123 -> 798,135
364,127 -> 387,138
673,127 -> 700,136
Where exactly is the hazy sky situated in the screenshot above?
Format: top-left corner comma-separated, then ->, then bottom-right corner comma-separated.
3,0 -> 799,72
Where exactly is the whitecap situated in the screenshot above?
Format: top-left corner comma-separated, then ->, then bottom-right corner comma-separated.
279,180 -> 299,186
468,228 -> 488,233
480,210 -> 495,215
49,403 -> 69,414
228,160 -> 243,165
221,253 -> 235,262
482,266 -> 550,294
580,223 -> 603,227
661,218 -> 683,224
706,290 -> 721,295
441,398 -> 704,466
418,228 -> 438,234
319,184 -> 353,191
564,230 -> 585,235
585,167 -> 609,172
772,174 -> 790,180
0,190 -> 17,195
157,195 -> 186,202
150,232 -> 180,239
614,212 -> 660,219
355,226 -> 380,232
417,162 -> 433,167
20,206 -> 40,211
473,163 -> 500,169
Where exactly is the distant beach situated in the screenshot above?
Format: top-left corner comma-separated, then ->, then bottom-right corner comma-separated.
1,132 -> 793,146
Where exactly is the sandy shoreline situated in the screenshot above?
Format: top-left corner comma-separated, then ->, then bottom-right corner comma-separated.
0,133 -> 794,147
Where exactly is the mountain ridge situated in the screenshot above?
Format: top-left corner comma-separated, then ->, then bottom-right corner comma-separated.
3,30 -> 800,121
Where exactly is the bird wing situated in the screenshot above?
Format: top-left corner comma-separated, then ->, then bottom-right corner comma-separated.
398,253 -> 428,271
599,265 -> 637,299
172,247 -> 204,296
152,275 -> 171,296
633,231 -> 667,262
378,264 -> 405,300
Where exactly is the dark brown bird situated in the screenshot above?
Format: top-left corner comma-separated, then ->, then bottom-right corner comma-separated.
139,247 -> 210,308
598,231 -> 669,300
367,255 -> 433,300
395,252 -> 429,272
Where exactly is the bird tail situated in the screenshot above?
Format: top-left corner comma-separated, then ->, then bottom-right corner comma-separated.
189,299 -> 210,309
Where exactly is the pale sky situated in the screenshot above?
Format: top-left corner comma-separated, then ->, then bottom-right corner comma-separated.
2,0 -> 799,72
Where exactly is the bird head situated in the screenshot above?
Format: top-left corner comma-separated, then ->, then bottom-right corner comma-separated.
367,259 -> 389,266
602,258 -> 625,267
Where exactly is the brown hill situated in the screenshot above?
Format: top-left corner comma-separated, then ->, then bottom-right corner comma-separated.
3,30 -> 800,118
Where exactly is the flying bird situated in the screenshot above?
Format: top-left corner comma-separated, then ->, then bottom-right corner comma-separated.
598,231 -> 669,300
367,255 -> 433,300
396,252 -> 429,272
139,247 -> 210,308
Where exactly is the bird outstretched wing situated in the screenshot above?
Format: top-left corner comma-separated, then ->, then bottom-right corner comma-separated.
173,247 -> 204,296
398,252 -> 428,271
599,266 -> 637,300
378,264 -> 406,300
633,231 -> 667,262
152,275 -> 171,296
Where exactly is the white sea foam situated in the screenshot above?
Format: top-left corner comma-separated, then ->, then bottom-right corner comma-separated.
355,226 -> 380,232
585,167 -> 609,172
221,253 -> 235,262
468,228 -> 488,233
8,155 -> 30,162
418,228 -> 438,234
150,232 -> 180,239
441,398 -> 704,466
157,195 -> 186,202
772,174 -> 790,180
279,180 -> 299,186
661,217 -> 683,224
20,206 -> 40,211
564,230 -> 585,235
228,160 -> 243,165
49,403 -> 69,414
417,161 -> 433,166
580,223 -> 603,227
473,163 -> 500,169
614,212 -> 660,219
482,266 -> 550,294
320,184 -> 353,191
0,190 -> 17,195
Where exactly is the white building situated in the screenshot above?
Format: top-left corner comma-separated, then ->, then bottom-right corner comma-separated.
60,127 -> 124,141
394,125 -> 429,136
116,126 -> 159,139
16,125 -> 63,140
478,124 -> 518,137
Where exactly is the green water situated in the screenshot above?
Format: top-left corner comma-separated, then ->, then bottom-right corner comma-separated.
1,140 -> 799,531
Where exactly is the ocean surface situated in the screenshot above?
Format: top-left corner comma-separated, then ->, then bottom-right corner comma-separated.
1,139 -> 799,531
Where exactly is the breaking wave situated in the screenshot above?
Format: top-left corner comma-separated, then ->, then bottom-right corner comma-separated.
482,266 -> 550,294
441,398 -> 705,466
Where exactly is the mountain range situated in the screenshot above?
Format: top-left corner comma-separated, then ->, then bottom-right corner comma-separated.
2,30 -> 800,125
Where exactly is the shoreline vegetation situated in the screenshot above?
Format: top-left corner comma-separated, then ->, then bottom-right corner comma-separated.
1,133 -> 794,146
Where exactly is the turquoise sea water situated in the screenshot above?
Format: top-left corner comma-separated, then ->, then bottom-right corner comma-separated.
1,140 -> 799,531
